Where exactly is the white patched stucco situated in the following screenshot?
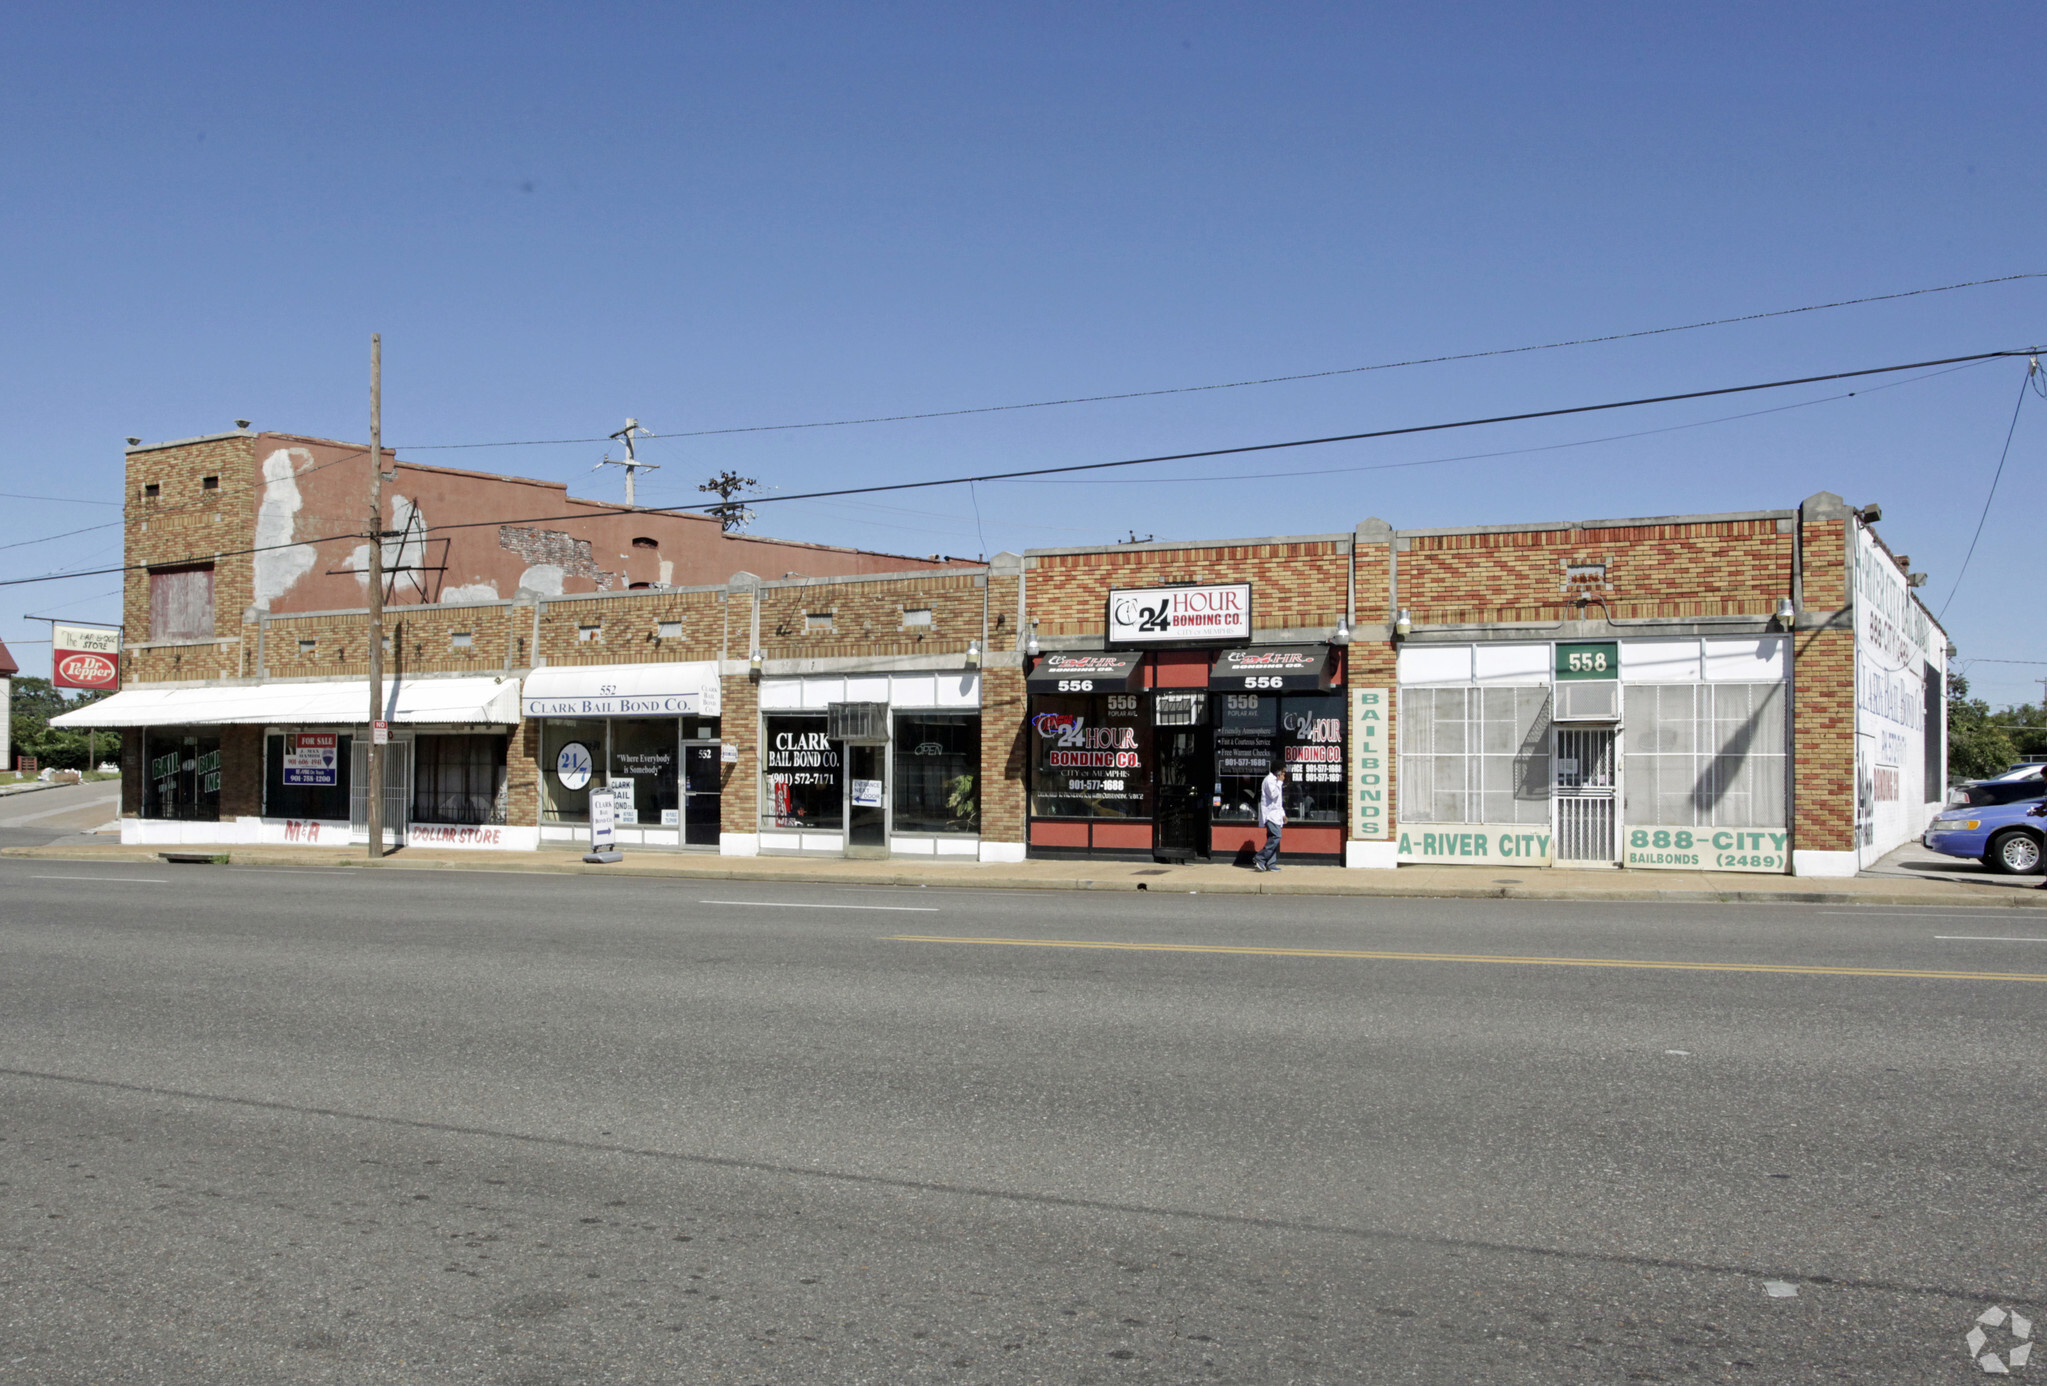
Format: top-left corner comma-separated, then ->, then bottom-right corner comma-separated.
517,564 -> 566,596
440,582 -> 500,603
251,449 -> 318,609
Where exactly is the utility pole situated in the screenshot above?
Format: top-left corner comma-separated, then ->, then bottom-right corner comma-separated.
366,334 -> 386,860
596,418 -> 657,506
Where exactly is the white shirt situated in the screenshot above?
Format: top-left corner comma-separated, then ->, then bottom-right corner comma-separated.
1259,772 -> 1287,830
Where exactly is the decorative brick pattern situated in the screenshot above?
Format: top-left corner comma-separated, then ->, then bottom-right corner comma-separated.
1028,543 -> 1349,639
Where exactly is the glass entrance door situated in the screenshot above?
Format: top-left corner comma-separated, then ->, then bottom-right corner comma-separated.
845,742 -> 887,857
682,742 -> 722,847
1153,693 -> 1211,863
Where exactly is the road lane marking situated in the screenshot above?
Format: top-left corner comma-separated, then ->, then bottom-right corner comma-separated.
1936,935 -> 2047,943
883,935 -> 2047,982
30,875 -> 171,883
703,899 -> 940,912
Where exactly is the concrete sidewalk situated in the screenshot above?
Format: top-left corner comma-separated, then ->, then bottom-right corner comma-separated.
8,838 -> 2047,907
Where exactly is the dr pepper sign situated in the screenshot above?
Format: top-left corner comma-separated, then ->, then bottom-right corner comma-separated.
52,622 -> 120,692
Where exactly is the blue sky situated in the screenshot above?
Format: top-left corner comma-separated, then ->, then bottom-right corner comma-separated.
3,3 -> 2043,700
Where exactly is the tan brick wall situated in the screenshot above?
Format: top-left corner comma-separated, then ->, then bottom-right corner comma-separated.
719,674 -> 758,835
1027,543 -> 1349,638
1400,519 -> 1794,625
535,590 -> 729,668
979,664 -> 1026,844
220,726 -> 264,817
754,574 -> 986,662
511,719 -> 543,830
124,436 -> 258,640
1791,631 -> 1856,853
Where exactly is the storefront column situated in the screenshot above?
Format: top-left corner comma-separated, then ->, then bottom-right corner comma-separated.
718,672 -> 760,855
978,661 -> 1027,862
1346,642 -> 1399,867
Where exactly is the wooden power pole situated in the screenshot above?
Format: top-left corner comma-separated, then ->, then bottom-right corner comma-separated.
366,334 -> 386,859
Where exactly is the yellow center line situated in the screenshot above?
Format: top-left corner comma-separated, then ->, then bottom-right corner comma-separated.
882,935 -> 2047,983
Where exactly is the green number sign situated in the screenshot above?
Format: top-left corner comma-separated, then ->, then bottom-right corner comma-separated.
1554,642 -> 1618,681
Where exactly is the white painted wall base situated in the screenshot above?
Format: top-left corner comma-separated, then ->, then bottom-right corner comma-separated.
121,817 -> 259,846
978,841 -> 1026,864
404,823 -> 541,851
720,832 -> 761,857
1792,849 -> 1859,878
1345,840 -> 1398,869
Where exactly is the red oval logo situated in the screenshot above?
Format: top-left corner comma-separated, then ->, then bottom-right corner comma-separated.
56,652 -> 117,688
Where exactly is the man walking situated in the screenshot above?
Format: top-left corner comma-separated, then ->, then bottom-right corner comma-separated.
1254,763 -> 1288,872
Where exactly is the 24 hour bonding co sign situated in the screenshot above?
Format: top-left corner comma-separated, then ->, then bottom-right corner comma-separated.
1106,584 -> 1251,647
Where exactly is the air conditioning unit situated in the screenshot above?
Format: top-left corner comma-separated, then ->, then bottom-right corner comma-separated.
826,701 -> 889,743
1153,692 -> 1207,727
1554,680 -> 1620,722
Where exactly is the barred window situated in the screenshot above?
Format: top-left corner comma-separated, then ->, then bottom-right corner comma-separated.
1622,683 -> 1786,828
412,735 -> 509,826
1397,686 -> 1552,825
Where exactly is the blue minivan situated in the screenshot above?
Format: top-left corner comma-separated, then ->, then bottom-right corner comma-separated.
1924,776 -> 2047,874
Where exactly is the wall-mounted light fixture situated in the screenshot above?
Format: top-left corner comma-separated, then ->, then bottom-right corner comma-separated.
1774,597 -> 1795,628
1394,608 -> 1412,639
965,639 -> 981,668
125,436 -> 141,446
1025,618 -> 1039,657
1332,615 -> 1350,646
748,648 -> 764,680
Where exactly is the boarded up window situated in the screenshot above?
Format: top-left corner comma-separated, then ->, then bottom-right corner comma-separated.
150,564 -> 214,641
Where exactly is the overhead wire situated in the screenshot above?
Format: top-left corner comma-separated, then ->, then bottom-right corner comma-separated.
391,272 -> 2046,450
1,346 -> 2034,590
1938,356 -> 2038,618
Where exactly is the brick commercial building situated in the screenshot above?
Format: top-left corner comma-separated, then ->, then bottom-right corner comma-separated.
59,439 -> 1946,877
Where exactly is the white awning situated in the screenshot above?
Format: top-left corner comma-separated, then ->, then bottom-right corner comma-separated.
50,677 -> 522,729
521,661 -> 721,718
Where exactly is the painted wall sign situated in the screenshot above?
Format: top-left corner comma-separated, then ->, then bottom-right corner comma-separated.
1554,642 -> 1618,681
282,732 -> 339,786
522,693 -> 707,718
1107,584 -> 1251,646
1623,827 -> 1789,873
555,741 -> 594,790
1396,825 -> 1554,865
1349,687 -> 1389,840
52,622 -> 120,691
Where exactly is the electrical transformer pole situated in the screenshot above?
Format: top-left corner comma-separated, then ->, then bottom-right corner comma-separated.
366,334 -> 386,859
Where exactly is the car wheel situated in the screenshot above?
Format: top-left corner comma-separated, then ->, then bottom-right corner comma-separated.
1985,830 -> 2043,875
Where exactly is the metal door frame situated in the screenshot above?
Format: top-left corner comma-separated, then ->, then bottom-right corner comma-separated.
1551,723 -> 1619,866
349,732 -> 413,848
679,736 -> 723,851
841,733 -> 890,859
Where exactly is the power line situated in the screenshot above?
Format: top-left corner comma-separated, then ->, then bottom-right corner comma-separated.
392,273 -> 2047,450
1938,357 -> 2038,618
1,346 -> 2034,590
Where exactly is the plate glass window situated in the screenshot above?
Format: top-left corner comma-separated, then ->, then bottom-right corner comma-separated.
1029,692 -> 1151,819
762,714 -> 842,830
892,712 -> 980,834
412,734 -> 508,826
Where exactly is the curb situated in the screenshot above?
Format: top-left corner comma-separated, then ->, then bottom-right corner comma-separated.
6,842 -> 2047,908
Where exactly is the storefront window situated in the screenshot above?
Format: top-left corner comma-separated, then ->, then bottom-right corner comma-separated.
142,730 -> 221,821
1398,687 -> 1553,825
762,714 -> 842,831
1214,692 -> 1346,824
1623,683 -> 1786,827
893,712 -> 980,834
413,734 -> 508,825
1029,692 -> 1151,818
542,719 -> 604,823
608,719 -> 679,827
266,731 -> 350,820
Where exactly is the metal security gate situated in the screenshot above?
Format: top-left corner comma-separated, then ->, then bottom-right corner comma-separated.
349,735 -> 412,847
1553,728 -> 1617,864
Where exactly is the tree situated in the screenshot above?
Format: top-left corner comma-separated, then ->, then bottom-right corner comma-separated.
10,677 -> 109,771
1946,672 -> 2017,784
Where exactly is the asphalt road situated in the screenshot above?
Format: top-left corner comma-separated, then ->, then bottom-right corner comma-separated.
0,780 -> 120,849
2,862 -> 2042,1384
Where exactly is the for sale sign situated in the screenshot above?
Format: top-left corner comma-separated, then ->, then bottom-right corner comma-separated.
52,623 -> 120,691
282,732 -> 339,786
